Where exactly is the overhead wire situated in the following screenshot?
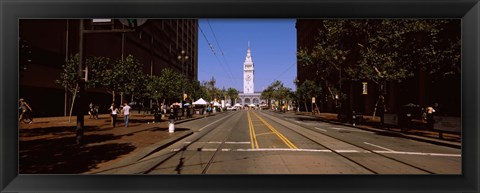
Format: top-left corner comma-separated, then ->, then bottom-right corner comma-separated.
207,20 -> 235,82
198,21 -> 238,89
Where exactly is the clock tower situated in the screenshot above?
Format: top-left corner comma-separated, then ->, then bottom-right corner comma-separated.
243,42 -> 254,94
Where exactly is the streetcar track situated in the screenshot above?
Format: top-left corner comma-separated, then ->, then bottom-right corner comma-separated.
259,111 -> 436,174
200,115 -> 240,174
142,111 -> 240,174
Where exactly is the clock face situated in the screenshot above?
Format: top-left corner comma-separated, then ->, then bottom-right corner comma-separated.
245,75 -> 251,81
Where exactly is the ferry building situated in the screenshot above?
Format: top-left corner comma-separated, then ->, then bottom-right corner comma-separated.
235,43 -> 265,107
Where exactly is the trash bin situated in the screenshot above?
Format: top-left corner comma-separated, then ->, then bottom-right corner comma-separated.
168,114 -> 175,133
398,103 -> 421,130
154,111 -> 161,122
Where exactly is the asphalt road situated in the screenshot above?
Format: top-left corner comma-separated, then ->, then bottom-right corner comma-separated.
109,110 -> 461,174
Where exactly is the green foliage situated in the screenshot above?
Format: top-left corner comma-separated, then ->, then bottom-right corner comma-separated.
86,56 -> 110,88
56,54 -> 80,94
145,75 -> 162,104
261,80 -> 292,105
202,77 -> 219,101
298,19 -> 461,96
56,54 -> 111,94
227,87 -> 239,105
157,68 -> 187,103
189,80 -> 209,101
296,80 -> 321,102
97,55 -> 145,102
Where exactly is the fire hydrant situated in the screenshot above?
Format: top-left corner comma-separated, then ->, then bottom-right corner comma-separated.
168,114 -> 175,133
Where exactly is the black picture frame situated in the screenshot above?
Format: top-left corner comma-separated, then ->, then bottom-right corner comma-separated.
1,0 -> 478,192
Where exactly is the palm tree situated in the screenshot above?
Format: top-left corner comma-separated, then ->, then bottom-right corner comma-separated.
227,88 -> 239,106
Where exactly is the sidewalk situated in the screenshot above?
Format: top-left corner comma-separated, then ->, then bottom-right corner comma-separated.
19,111 -> 212,174
292,111 -> 461,149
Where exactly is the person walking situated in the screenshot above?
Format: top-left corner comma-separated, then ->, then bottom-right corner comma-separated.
109,103 -> 118,128
89,102 -> 94,119
377,95 -> 386,126
173,104 -> 179,121
18,98 -> 33,124
93,104 -> 99,119
426,105 -> 436,130
122,102 -> 131,127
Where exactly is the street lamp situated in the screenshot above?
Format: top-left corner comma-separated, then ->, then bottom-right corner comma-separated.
178,50 -> 189,116
177,50 -> 189,77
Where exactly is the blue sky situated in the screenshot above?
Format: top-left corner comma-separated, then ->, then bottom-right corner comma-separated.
197,19 -> 297,92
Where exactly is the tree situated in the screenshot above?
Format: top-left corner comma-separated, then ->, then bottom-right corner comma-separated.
261,86 -> 274,108
56,54 -> 111,120
226,87 -> 239,106
202,76 -> 219,102
189,80 -> 209,101
56,55 -> 80,98
298,19 -> 461,109
157,68 -> 186,104
261,80 -> 292,108
145,75 -> 163,106
99,55 -> 144,103
296,80 -> 321,112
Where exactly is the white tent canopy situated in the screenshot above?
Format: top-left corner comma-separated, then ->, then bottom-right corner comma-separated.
193,98 -> 208,105
234,103 -> 242,107
212,101 -> 221,106
249,104 -> 256,107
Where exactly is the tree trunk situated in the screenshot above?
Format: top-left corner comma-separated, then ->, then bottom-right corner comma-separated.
112,91 -> 116,103
304,99 -> 308,112
68,84 -> 79,122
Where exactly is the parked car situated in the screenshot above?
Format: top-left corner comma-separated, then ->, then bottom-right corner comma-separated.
226,106 -> 237,111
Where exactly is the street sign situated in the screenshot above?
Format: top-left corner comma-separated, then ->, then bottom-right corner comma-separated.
362,82 -> 368,95
119,19 -> 148,28
92,19 -> 112,23
312,97 -> 316,103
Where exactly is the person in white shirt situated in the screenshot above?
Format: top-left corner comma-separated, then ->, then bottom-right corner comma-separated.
109,103 -> 118,128
122,102 -> 131,127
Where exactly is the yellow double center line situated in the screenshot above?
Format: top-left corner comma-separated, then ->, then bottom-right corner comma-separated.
247,111 -> 259,149
248,111 -> 297,149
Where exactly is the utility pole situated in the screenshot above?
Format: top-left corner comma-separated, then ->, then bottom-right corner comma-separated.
76,19 -> 85,145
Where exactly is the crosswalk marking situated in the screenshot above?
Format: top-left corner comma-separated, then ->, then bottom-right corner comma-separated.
184,141 -> 251,144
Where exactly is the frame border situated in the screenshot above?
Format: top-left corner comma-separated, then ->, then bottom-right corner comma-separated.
1,0 -> 479,192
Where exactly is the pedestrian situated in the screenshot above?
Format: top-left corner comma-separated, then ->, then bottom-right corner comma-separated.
377,95 -> 386,126
93,104 -> 99,119
173,104 -> 179,120
89,102 -> 94,119
426,105 -> 436,130
18,98 -> 33,124
109,103 -> 118,128
122,102 -> 131,127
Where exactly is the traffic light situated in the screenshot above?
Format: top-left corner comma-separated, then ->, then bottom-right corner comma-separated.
127,19 -> 137,27
119,19 -> 148,28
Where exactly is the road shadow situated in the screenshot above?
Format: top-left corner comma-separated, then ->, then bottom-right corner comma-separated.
20,125 -> 118,138
20,126 -> 91,138
19,133 -> 135,174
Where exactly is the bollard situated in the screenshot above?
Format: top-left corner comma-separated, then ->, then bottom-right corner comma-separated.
168,118 -> 175,133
